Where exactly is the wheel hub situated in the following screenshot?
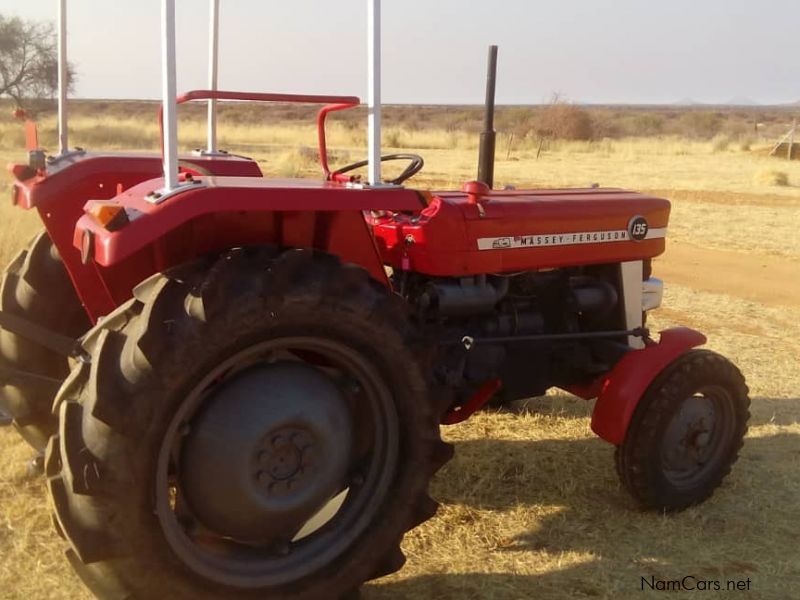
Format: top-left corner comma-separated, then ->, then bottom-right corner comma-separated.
256,428 -> 315,492
179,361 -> 353,544
662,395 -> 719,476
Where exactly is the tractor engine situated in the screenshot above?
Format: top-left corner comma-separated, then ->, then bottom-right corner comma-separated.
368,181 -> 670,407
400,266 -> 631,403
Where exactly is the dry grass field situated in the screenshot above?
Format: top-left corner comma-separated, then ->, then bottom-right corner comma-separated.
0,103 -> 799,599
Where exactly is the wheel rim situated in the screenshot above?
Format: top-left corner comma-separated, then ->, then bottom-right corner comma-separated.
659,385 -> 736,489
155,336 -> 399,589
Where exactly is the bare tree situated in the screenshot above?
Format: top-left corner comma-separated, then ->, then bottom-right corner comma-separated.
0,13 -> 75,109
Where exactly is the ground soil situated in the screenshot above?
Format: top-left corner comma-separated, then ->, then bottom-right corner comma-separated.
658,241 -> 800,310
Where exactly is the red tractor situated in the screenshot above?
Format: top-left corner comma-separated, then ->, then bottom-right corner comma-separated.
1,1 -> 749,598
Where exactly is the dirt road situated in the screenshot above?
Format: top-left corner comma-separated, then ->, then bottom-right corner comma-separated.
657,240 -> 800,310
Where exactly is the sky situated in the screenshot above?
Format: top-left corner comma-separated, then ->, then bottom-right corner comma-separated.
2,0 -> 798,105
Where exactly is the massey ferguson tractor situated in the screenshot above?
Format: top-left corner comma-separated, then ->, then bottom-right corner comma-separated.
0,1 -> 749,598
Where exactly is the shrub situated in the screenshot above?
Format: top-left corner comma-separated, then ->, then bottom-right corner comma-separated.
535,102 -> 594,141
679,111 -> 723,138
753,169 -> 789,187
630,114 -> 665,136
591,117 -> 622,139
497,107 -> 535,137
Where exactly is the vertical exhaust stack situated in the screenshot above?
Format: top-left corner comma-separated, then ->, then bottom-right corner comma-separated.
477,45 -> 498,188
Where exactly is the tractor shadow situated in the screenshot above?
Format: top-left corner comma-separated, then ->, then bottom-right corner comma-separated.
493,390 -> 598,420
498,393 -> 800,427
747,396 -> 800,427
364,396 -> 799,599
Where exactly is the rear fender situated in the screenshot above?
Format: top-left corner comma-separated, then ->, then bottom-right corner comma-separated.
74,177 -> 425,320
9,153 -> 262,212
7,153 -> 263,323
588,327 -> 707,445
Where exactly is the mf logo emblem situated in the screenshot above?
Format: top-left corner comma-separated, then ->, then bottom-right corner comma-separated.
492,238 -> 512,249
627,216 -> 649,242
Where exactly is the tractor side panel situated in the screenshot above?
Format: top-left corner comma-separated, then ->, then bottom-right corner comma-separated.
589,327 -> 708,445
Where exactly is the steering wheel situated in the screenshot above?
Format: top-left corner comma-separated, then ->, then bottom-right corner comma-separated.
332,153 -> 424,185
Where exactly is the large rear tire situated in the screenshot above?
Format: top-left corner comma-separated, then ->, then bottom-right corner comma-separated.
46,248 -> 452,600
0,231 -> 89,450
615,350 -> 750,511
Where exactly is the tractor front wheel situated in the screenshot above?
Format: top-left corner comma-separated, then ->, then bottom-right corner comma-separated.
46,248 -> 452,600
615,350 -> 750,511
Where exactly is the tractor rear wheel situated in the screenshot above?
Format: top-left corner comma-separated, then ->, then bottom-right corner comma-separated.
46,248 -> 452,600
615,350 -> 749,511
0,231 -> 89,450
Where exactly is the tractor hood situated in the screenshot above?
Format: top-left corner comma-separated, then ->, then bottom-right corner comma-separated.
370,185 -> 671,275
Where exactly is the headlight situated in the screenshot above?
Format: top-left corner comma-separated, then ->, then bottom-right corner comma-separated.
642,277 -> 663,312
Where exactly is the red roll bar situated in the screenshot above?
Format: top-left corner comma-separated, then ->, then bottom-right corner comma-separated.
157,90 -> 360,180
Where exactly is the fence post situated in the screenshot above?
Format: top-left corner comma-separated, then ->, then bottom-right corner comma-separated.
788,118 -> 796,161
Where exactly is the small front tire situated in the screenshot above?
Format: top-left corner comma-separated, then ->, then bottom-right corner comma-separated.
616,350 -> 750,511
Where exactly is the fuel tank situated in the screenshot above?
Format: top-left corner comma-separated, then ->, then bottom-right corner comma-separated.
370,185 -> 670,275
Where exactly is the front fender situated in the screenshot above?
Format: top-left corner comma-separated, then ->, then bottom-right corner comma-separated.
590,327 -> 707,445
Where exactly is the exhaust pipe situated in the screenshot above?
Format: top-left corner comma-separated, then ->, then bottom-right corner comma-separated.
477,45 -> 498,188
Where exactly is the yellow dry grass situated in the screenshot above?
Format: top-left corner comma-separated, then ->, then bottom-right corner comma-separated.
0,106 -> 798,599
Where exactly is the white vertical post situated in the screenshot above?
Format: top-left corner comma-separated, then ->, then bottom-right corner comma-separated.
207,0 -> 220,154
57,0 -> 68,155
367,0 -> 382,185
161,0 -> 179,191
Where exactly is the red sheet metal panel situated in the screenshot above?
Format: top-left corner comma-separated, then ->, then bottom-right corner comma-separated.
371,187 -> 671,275
74,177 -> 424,267
590,327 -> 707,444
9,152 -> 263,321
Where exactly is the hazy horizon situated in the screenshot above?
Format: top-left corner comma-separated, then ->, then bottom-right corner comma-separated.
2,0 -> 798,106
41,98 -> 799,108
